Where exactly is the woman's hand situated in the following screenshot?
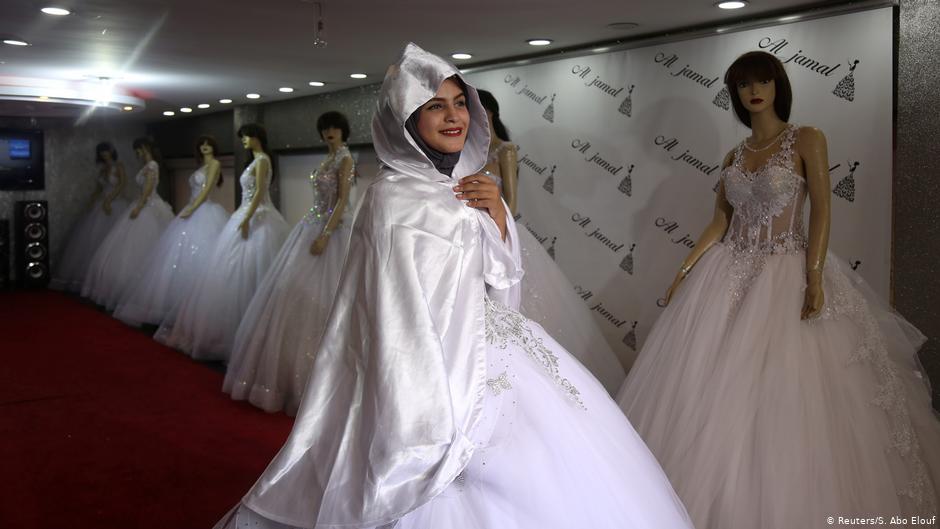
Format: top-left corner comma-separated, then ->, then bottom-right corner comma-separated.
801,274 -> 825,320
310,234 -> 329,255
239,220 -> 250,240
454,175 -> 507,239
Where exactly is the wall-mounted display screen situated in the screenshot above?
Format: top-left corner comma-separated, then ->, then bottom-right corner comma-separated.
0,129 -> 44,190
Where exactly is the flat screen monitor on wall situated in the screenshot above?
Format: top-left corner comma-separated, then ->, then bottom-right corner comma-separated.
0,129 -> 44,190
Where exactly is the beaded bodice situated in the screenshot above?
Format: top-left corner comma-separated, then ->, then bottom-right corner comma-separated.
721,124 -> 806,256
135,160 -> 159,188
188,167 -> 209,203
304,145 -> 354,225
239,155 -> 273,208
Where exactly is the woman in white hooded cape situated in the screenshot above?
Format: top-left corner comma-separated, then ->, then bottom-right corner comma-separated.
214,43 -> 693,529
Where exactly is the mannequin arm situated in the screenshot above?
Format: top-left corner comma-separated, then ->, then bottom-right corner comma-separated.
664,150 -> 735,304
130,165 -> 157,219
182,160 -> 220,218
499,146 -> 519,215
239,157 -> 267,239
799,126 -> 831,319
311,156 -> 353,255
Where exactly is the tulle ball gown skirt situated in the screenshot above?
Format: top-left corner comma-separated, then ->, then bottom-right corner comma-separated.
218,299 -> 694,529
51,198 -> 129,292
113,201 -> 229,326
617,243 -> 940,529
155,206 -> 289,362
223,217 -> 350,415
81,199 -> 173,309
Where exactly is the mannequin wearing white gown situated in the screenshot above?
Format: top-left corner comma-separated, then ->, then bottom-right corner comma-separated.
155,136 -> 289,361
618,51 -> 940,529
82,141 -> 173,309
223,133 -> 356,415
213,43 -> 693,529
114,140 -> 229,326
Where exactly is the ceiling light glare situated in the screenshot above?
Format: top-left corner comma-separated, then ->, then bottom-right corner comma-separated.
246,93 -> 261,99
180,107 -> 192,113
309,81 -> 325,87
3,39 -> 29,46
38,96 -> 49,101
219,98 -> 232,104
278,87 -> 294,93
451,53 -> 473,60
122,106 -> 133,111
163,111 -> 175,116
41,7 -> 71,15
527,39 -> 552,46
716,1 -> 748,9
197,103 -> 210,109
350,73 -> 367,79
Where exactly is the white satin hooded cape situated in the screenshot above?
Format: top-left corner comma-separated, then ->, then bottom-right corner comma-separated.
235,43 -> 525,528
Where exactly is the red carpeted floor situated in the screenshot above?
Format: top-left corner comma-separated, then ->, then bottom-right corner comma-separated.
0,290 -> 294,529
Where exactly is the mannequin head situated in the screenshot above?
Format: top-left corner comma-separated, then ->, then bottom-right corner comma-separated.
195,135 -> 219,160
477,89 -> 510,142
724,51 -> 792,128
413,76 -> 469,154
316,111 -> 350,149
132,137 -> 155,161
95,141 -> 118,164
237,123 -> 268,154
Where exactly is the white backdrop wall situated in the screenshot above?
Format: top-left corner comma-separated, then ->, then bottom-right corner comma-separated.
466,7 -> 893,367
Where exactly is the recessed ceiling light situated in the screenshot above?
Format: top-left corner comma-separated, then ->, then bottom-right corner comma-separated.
41,7 -> 71,15
246,93 -> 261,99
122,106 -> 133,111
180,107 -> 192,113
451,53 -> 473,60
716,1 -> 748,9
278,87 -> 294,93
527,39 -> 552,46
308,81 -> 325,87
350,73 -> 367,79
607,22 -> 639,30
3,39 -> 29,47
219,98 -> 232,104
163,111 -> 175,116
38,96 -> 49,101
197,103 -> 210,109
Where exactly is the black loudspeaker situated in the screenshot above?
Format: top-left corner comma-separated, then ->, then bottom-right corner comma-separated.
14,200 -> 50,287
0,219 -> 9,289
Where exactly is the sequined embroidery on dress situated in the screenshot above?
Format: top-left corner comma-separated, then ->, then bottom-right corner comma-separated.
484,297 -> 585,409
721,124 -> 806,311
304,145 -> 354,226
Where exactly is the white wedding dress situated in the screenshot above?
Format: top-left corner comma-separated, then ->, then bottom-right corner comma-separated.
223,146 -> 355,415
81,160 -> 173,309
114,166 -> 228,326
155,155 -> 289,361
618,124 -> 940,529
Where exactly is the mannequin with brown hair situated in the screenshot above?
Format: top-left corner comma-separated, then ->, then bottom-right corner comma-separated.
617,51 -> 939,528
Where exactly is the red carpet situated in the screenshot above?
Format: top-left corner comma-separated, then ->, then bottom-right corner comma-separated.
0,290 -> 294,529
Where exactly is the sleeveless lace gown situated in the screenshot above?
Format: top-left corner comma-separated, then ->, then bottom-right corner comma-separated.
223,146 -> 356,415
81,160 -> 173,309
114,166 -> 229,326
155,155 -> 289,361
485,142 -> 626,393
617,125 -> 940,528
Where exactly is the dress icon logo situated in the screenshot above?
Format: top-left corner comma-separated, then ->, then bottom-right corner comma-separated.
618,85 -> 635,117
833,59 -> 860,102
832,161 -> 859,202
542,94 -> 556,123
542,165 -> 557,194
618,165 -> 635,197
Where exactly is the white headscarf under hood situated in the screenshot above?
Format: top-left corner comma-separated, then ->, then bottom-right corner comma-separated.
231,43 -> 524,529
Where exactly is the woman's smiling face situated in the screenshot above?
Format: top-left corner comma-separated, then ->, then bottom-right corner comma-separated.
415,77 -> 469,154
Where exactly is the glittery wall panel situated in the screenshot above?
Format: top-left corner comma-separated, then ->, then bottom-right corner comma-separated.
897,0 -> 940,406
261,84 -> 379,149
0,117 -> 146,281
148,110 -> 235,158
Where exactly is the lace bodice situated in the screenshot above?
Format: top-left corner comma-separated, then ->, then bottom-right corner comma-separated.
721,124 -> 806,256
239,155 -> 273,207
304,145 -> 354,225
187,167 -> 210,203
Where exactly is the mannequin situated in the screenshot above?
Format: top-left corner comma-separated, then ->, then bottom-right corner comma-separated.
617,51 -> 940,529
82,138 -> 173,309
114,136 -> 229,326
213,43 -> 693,529
476,88 -> 628,390
154,124 -> 289,362
223,112 -> 356,415
51,142 -> 128,292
